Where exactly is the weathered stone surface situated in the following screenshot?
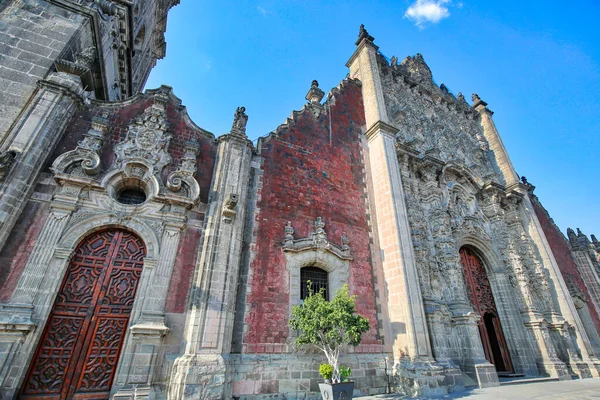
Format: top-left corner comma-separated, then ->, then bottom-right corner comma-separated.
0,8 -> 598,400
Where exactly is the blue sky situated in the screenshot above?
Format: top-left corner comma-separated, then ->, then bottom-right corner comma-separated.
146,0 -> 600,237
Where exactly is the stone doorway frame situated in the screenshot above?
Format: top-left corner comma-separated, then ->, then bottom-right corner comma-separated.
0,211 -> 178,399
457,236 -> 540,378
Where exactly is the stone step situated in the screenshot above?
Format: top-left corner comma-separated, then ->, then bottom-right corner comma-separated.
499,376 -> 559,386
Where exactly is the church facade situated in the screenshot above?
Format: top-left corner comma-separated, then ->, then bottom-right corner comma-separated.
0,2 -> 599,399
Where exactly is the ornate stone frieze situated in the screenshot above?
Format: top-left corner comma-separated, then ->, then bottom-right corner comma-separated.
282,217 -> 352,260
114,95 -> 172,175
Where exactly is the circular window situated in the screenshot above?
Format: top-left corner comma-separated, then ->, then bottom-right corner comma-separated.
116,187 -> 147,205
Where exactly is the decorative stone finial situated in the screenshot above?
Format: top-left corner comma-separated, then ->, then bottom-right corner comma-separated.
313,217 -> 328,247
457,92 -> 467,103
577,228 -> 584,237
305,80 -> 325,105
341,233 -> 350,252
283,221 -> 295,246
355,24 -> 375,46
232,106 -> 248,135
520,176 -> 528,185
390,56 -> 398,67
471,93 -> 488,108
440,83 -> 449,95
567,228 -> 580,249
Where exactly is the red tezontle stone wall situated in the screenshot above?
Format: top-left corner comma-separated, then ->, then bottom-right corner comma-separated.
243,79 -> 383,353
0,91 -> 217,312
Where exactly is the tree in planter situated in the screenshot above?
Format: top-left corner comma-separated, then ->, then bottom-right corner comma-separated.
289,283 -> 370,383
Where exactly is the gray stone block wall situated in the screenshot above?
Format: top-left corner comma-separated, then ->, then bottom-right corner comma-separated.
228,353 -> 388,399
0,1 -> 86,141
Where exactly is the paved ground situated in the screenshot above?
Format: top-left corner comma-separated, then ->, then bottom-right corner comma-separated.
357,378 -> 600,399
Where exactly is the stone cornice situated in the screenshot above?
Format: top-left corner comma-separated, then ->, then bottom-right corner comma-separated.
37,79 -> 85,108
364,120 -> 399,141
345,38 -> 379,69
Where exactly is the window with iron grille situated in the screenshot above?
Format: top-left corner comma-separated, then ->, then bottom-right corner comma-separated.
300,266 -> 328,301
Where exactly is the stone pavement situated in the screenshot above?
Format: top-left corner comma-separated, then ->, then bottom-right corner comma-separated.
356,378 -> 600,399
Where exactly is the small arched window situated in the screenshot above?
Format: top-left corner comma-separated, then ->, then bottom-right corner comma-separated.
300,266 -> 328,301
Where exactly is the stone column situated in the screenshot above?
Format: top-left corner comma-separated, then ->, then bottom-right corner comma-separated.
170,108 -> 253,399
0,72 -> 84,254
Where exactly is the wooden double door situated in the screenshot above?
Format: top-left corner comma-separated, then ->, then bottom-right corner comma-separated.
21,229 -> 146,399
460,247 -> 513,373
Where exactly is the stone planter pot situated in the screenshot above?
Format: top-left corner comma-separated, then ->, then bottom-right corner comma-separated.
318,381 -> 354,400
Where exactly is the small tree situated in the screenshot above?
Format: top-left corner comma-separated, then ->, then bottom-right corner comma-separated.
289,283 -> 370,383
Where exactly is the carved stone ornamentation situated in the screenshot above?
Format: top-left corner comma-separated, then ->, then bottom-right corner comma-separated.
222,193 -> 239,222
0,150 -> 17,182
231,106 -> 248,135
284,221 -> 294,246
52,114 -> 109,176
282,217 -> 352,260
305,80 -> 325,105
167,138 -> 200,196
114,96 -> 172,175
355,24 -> 374,45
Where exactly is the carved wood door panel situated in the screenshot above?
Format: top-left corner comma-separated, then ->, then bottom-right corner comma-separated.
21,229 -> 145,400
460,247 -> 513,373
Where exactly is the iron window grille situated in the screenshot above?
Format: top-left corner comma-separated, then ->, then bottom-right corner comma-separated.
300,266 -> 329,301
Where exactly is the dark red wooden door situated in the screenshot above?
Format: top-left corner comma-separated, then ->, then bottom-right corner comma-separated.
460,247 -> 513,373
21,229 -> 146,399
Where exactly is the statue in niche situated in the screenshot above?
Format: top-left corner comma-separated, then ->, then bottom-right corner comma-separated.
232,106 -> 248,133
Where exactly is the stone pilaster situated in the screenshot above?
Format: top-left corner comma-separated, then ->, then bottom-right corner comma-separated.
0,72 -> 84,255
346,26 -> 389,128
568,231 -> 600,324
0,201 -> 75,397
141,222 -> 184,321
170,108 -> 253,399
523,321 -> 571,379
364,122 -> 434,362
451,310 -> 499,388
347,26 -> 434,364
519,194 -> 600,376
471,95 -> 519,188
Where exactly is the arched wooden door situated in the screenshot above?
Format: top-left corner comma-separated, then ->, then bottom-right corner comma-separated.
21,229 -> 146,399
459,247 -> 513,373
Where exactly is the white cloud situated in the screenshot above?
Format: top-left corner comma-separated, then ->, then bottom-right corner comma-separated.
257,6 -> 268,15
405,0 -> 451,27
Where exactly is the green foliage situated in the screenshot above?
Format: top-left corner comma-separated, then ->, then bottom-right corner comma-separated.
339,366 -> 352,382
319,363 -> 333,380
289,283 -> 370,382
289,284 -> 369,349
